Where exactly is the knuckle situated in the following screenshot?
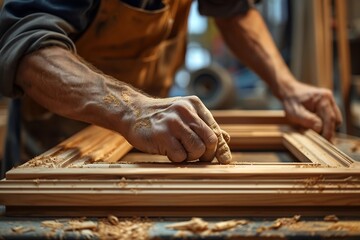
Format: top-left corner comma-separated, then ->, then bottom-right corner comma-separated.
321,89 -> 332,98
187,95 -> 201,103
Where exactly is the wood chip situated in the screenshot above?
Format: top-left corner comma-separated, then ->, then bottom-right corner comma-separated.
118,177 -> 127,188
324,215 -> 339,222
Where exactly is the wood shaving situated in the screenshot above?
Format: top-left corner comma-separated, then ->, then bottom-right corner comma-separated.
107,215 -> 119,225
174,230 -> 191,238
166,218 -> 249,235
64,220 -> 97,231
11,226 -> 34,234
41,220 -> 64,229
212,219 -> 249,232
324,215 -> 339,222
257,215 -> 301,233
166,217 -> 208,232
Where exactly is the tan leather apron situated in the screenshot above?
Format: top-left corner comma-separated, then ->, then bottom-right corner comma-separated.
76,0 -> 192,97
20,0 -> 192,157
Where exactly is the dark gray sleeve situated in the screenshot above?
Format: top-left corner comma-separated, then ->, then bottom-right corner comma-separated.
0,0 -> 99,98
198,0 -> 257,18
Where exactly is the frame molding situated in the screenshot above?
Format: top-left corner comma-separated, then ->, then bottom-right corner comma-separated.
1,110 -> 359,216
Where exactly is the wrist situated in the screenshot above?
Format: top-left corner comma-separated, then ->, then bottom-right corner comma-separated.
269,70 -> 299,101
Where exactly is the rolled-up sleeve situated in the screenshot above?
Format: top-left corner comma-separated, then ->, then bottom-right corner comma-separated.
198,0 -> 258,18
0,0 -> 98,98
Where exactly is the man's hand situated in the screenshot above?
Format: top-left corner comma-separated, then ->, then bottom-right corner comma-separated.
16,47 -> 232,164
122,95 -> 232,164
282,81 -> 342,140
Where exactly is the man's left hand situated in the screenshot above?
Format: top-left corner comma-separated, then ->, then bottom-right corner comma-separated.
282,81 -> 342,140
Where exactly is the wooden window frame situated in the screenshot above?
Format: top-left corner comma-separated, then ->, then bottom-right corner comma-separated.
1,110 -> 359,217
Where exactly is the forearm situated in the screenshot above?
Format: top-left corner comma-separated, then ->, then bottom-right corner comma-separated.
15,46 -> 139,136
215,9 -> 297,100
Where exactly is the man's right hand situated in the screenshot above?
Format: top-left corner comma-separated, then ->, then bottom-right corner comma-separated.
122,94 -> 232,164
16,47 -> 232,164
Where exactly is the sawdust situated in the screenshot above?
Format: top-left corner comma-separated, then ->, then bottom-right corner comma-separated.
103,93 -> 120,106
96,217 -> 152,240
324,215 -> 339,222
296,164 -> 322,168
22,155 -> 58,168
328,222 -> 360,232
303,176 -> 324,188
40,217 -> 152,240
134,118 -> 151,130
121,91 -> 130,104
283,220 -> 360,235
166,218 -> 249,236
301,176 -> 326,192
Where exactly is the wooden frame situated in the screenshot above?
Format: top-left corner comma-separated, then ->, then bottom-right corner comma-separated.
1,110 -> 359,217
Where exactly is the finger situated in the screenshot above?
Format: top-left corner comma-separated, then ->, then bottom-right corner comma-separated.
176,125 -> 206,161
222,129 -> 231,143
328,93 -> 343,126
215,133 -> 232,164
164,137 -> 187,163
191,120 -> 218,162
195,104 -> 232,164
284,99 -> 323,133
316,99 -> 336,140
179,111 -> 218,162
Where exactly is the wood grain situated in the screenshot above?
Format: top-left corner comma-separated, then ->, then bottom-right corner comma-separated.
1,110 -> 359,217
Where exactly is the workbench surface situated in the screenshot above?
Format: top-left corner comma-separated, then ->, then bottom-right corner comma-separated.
1,210 -> 360,240
0,202 -> 360,240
